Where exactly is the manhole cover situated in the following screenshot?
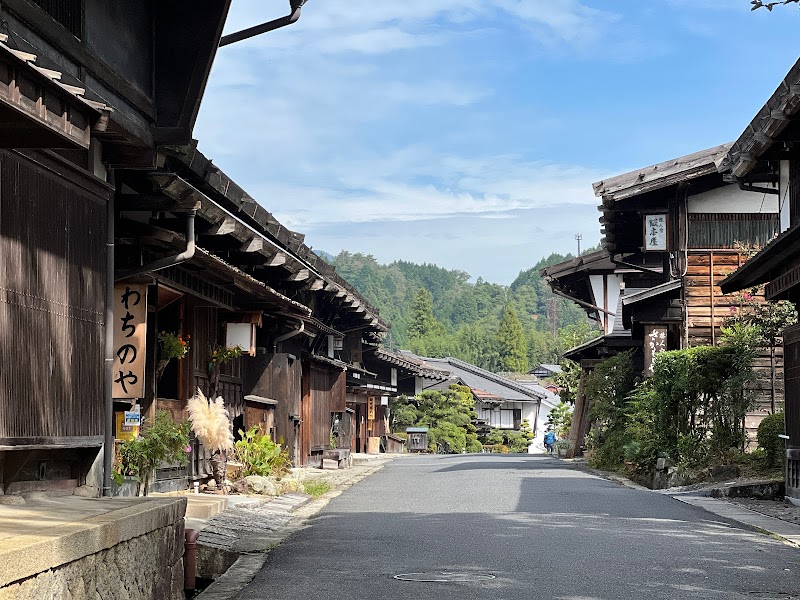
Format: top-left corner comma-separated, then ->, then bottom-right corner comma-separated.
394,572 -> 496,583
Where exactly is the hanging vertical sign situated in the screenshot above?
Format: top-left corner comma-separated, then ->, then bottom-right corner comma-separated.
367,396 -> 376,421
113,283 -> 148,399
645,326 -> 668,377
644,214 -> 667,251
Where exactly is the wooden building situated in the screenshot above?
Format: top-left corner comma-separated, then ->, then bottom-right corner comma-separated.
405,355 -> 558,451
545,144 -> 784,456
0,0 -> 394,493
0,0 -> 231,496
115,143 -> 390,475
717,57 -> 800,505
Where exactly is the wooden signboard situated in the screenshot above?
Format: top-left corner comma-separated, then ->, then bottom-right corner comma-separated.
644,214 -> 667,251
645,325 -> 668,376
112,283 -> 148,399
367,396 -> 376,421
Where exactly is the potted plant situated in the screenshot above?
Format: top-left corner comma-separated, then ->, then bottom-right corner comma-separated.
555,439 -> 572,458
155,331 -> 190,381
114,411 -> 191,496
208,344 -> 242,398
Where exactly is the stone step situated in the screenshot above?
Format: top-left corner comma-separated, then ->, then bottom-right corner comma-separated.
351,453 -> 383,466
185,496 -> 228,519
266,493 -> 311,513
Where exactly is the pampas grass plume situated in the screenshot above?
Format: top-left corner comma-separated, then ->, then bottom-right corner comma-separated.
187,388 -> 234,452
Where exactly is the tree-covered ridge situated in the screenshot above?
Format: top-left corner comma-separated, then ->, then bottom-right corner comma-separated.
329,250 -> 601,371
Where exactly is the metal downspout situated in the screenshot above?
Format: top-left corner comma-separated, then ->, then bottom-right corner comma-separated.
103,191 -> 115,497
115,211 -> 196,282
273,320 -> 305,353
219,0 -> 307,47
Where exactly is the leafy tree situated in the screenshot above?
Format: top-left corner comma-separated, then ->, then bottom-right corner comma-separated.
518,418 -> 535,446
546,402 -> 573,439
552,359 -> 581,404
390,384 -> 478,453
484,428 -> 504,445
496,306 -> 528,373
751,0 -> 799,9
725,287 -> 798,413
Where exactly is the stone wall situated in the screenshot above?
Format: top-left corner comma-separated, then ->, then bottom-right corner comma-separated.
0,498 -> 186,600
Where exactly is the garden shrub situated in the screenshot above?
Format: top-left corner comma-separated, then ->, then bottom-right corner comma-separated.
585,328 -> 758,475
757,411 -> 785,467
116,411 -> 191,495
234,426 -> 292,478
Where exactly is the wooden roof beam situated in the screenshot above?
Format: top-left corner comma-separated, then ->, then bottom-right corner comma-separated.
287,269 -> 310,282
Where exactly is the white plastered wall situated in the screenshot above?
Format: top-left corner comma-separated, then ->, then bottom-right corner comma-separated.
589,274 -> 623,334
687,183 -> 779,214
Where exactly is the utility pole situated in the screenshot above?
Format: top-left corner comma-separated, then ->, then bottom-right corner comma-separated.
575,233 -> 582,256
547,297 -> 558,338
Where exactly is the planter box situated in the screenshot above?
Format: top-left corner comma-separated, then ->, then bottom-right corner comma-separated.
113,477 -> 140,497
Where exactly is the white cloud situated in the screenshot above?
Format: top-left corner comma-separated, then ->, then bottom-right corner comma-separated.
221,0 -> 622,55
195,0 -> 627,282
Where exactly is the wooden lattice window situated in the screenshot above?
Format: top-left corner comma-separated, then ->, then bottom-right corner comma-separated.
31,0 -> 83,38
687,213 -> 779,249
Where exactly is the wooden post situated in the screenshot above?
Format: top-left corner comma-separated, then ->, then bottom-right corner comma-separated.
567,370 -> 587,458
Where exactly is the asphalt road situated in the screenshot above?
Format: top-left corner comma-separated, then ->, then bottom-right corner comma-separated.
236,454 -> 800,600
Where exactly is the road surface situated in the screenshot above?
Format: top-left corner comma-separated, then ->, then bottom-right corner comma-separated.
236,454 -> 800,600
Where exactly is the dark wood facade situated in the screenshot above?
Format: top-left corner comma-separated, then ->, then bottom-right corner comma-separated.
548,144 -> 786,456
0,0 -> 399,494
0,150 -> 110,448
713,57 -> 800,503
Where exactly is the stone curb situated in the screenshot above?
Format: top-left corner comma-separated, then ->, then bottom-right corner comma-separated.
667,493 -> 800,548
194,459 -> 391,599
194,555 -> 269,600
570,461 -> 800,549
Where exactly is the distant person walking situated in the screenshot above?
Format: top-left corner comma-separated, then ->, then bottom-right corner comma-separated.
544,430 -> 556,455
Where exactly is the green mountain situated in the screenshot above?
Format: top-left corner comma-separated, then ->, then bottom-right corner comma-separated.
329,250 -> 601,372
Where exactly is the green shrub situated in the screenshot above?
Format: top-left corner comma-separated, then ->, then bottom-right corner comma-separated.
466,435 -> 483,453
116,411 -> 190,495
506,431 -> 530,453
234,426 -> 292,478
757,412 -> 785,467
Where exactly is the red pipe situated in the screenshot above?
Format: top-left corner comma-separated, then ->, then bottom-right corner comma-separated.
184,528 -> 200,590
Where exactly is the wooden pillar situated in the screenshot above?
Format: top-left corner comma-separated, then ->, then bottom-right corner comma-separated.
567,369 -> 588,458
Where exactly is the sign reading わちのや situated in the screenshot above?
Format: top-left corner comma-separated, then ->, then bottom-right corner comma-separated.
113,284 -> 148,399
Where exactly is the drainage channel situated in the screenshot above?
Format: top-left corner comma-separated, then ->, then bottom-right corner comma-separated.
394,572 -> 496,583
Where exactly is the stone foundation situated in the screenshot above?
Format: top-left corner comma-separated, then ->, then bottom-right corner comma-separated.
0,498 -> 186,600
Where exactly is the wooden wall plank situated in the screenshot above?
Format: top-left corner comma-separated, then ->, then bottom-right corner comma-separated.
0,150 -> 108,440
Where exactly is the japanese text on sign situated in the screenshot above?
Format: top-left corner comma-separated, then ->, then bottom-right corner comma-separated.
646,327 -> 668,376
112,284 -> 148,398
644,214 -> 667,251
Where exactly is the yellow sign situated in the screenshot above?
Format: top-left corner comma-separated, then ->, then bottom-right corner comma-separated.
112,284 -> 148,398
367,396 -> 376,421
115,411 -> 140,441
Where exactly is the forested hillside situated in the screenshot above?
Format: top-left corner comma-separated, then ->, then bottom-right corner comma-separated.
329,250 -> 601,372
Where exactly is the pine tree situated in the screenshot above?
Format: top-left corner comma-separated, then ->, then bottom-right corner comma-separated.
408,288 -> 437,339
496,305 -> 529,373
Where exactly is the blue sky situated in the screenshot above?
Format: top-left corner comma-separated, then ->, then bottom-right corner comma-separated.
194,1 -> 800,284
